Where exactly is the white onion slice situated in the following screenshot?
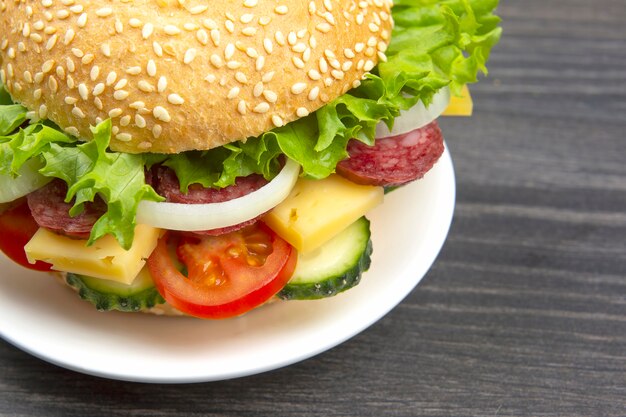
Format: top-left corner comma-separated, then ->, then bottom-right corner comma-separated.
375,86 -> 451,138
0,159 -> 52,203
136,158 -> 301,231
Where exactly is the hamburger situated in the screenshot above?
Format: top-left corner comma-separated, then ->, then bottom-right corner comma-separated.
0,0 -> 501,318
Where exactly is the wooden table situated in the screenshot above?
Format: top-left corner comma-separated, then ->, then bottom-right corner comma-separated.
2,1 -> 625,415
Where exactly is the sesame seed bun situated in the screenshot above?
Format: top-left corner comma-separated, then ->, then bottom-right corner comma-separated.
1,0 -> 393,154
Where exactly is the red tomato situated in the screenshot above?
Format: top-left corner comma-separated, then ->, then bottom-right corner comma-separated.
147,222 -> 297,319
0,200 -> 52,271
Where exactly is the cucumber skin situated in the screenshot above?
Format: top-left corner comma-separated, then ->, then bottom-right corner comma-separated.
277,238 -> 373,301
65,273 -> 165,312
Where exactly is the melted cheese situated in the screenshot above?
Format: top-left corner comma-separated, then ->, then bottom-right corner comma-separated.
264,175 -> 383,253
24,225 -> 161,284
442,85 -> 473,116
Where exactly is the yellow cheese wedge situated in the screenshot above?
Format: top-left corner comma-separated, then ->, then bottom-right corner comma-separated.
25,225 -> 161,285
264,175 -> 383,253
442,85 -> 473,116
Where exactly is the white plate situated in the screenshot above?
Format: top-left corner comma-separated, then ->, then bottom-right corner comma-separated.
0,147 -> 455,383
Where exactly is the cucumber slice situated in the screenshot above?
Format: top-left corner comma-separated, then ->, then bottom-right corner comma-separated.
65,267 -> 165,312
278,217 -> 372,300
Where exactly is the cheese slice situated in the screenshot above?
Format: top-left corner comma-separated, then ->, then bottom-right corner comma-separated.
25,225 -> 161,285
264,175 -> 383,253
442,85 -> 473,116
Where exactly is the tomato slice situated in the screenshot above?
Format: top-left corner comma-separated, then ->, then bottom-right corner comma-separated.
147,222 -> 297,319
0,200 -> 52,271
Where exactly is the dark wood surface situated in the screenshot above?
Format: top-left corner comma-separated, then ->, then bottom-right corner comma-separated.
2,1 -> 625,416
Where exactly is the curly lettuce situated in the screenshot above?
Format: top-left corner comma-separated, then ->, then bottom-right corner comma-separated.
0,0 -> 501,248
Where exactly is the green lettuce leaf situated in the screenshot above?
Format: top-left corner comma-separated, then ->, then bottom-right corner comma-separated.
0,0 -> 501,247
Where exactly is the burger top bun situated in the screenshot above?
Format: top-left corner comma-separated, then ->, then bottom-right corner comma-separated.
0,0 -> 393,154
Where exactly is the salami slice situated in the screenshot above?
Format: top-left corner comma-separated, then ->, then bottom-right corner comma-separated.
150,166 -> 269,235
336,120 -> 445,187
27,179 -> 106,238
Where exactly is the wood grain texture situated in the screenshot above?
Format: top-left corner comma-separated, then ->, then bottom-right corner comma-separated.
1,1 -> 625,416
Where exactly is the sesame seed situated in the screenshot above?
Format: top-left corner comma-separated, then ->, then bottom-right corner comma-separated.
324,0 -> 333,11
352,79 -> 362,88
275,31 -> 285,45
378,51 -> 387,62
64,96 -> 78,105
243,0 -> 258,6
190,5 -> 208,14
112,126 -> 119,135
256,56 -> 265,71
147,60 -> 157,77
82,54 -> 95,64
78,83 -> 89,100
237,100 -> 247,115
227,60 -> 242,69
42,60 -> 55,73
30,33 -> 43,43
114,90 -> 129,100
226,86 -> 240,99
205,74 -> 216,83
168,94 -> 184,105
259,16 -> 271,26
275,5 -> 288,15
263,38 -> 273,54
109,108 -> 123,117
153,42 -> 163,57
319,57 -> 328,73
106,72 -> 117,86
77,13 -> 87,27
331,70 -> 344,80
263,90 -> 277,103
142,23 -> 154,39
56,10 -> 70,19
355,42 -> 365,53
303,48 -> 312,62
253,82 -> 264,97
71,48 -> 84,58
296,107 -> 309,117
129,18 -> 142,28
210,54 -> 223,68
292,57 -> 305,69
138,80 -> 154,92
209,29 -> 220,46
309,1 -> 317,14
90,66 -> 100,81
292,42 -> 306,53
324,77 -> 333,87
308,86 -> 320,100
63,29 -> 75,45
309,36 -> 317,48
101,43 -> 111,57
153,106 -> 171,122
126,66 -> 141,75
246,47 -> 258,58
94,97 -> 104,110
45,34 -> 58,51
129,101 -> 145,110
369,23 -> 379,32
241,14 -> 254,24
152,125 -> 162,138
196,29 -> 209,45
291,82 -> 307,94
164,25 -> 181,35
38,104 -> 48,119
235,72 -> 248,84
242,27 -> 257,36
363,60 -> 375,71
308,69 -> 321,80
324,12 -> 336,25
96,7 -> 113,17
65,127 -> 80,136
48,76 -> 58,92
71,107 -> 86,119
262,71 -> 275,83
253,102 -> 270,113
116,133 -> 132,142
225,20 -> 235,33
224,43 -> 235,59
287,31 -> 297,45
184,48 -> 197,64
120,115 -> 131,126
34,72 -> 44,84
42,0 -> 53,7
69,4 -> 83,13
316,23 -> 331,33
356,14 -> 364,25
203,18 -> 217,30
92,83 -> 105,96
271,115 -> 284,127
34,89 -> 43,100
